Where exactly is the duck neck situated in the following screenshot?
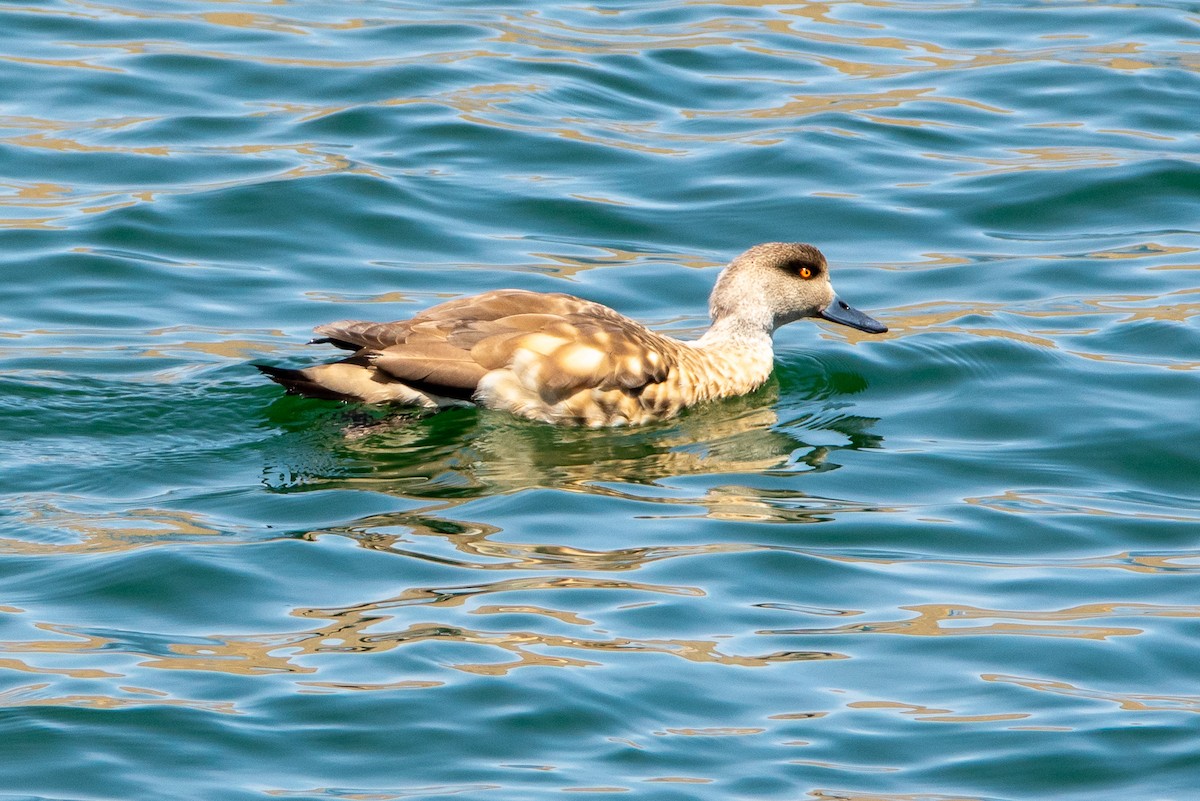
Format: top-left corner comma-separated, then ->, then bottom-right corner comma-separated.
696,314 -> 775,349
689,270 -> 780,394
687,314 -> 777,398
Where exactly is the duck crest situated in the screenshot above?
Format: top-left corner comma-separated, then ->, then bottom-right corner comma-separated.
257,242 -> 887,426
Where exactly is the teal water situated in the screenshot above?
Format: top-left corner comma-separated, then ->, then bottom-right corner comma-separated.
2,2 -> 1199,799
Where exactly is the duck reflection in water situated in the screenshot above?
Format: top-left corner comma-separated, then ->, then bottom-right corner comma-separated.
262,369 -> 883,498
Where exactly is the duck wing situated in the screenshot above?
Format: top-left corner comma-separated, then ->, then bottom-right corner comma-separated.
313,290 -> 674,402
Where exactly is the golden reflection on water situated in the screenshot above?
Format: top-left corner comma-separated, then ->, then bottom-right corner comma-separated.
306,485 -> 887,568
788,759 -> 898,773
871,288 -> 1200,366
0,133 -> 374,228
0,181 -> 72,204
662,726 -> 765,736
0,501 -> 224,556
298,575 -> 703,614
296,679 -> 444,693
809,790 -> 988,801
143,337 -> 280,362
0,216 -> 61,231
0,55 -> 122,73
0,655 -> 118,679
13,576 -> 1195,685
1,0 -> 1186,231
404,90 -> 692,157
165,613 -> 847,678
520,244 -> 718,278
1,565 -> 844,680
7,133 -> 167,156
1079,242 -> 1198,260
473,604 -> 595,625
764,602 -> 1200,640
78,37 -> 501,69
491,18 -> 740,55
199,12 -> 324,36
25,0 -> 365,35
6,7 -> 1179,172
985,673 -> 1200,714
0,681 -> 239,713
934,146 -> 1197,176
967,490 -> 1200,522
25,0 -> 1191,91
815,545 -> 1200,574
684,87 -> 1008,123
0,490 -> 741,568
845,700 -> 1028,724
0,331 -> 290,375
265,786 -> 502,800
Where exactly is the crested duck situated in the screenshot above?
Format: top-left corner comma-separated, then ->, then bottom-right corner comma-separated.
257,242 -> 887,426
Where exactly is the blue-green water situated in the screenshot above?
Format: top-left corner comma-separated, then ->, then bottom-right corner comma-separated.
3,2 -> 1199,799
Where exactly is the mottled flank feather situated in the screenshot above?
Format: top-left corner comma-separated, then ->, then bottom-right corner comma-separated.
257,243 -> 887,426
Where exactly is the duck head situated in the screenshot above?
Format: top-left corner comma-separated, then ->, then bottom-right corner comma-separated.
709,242 -> 887,335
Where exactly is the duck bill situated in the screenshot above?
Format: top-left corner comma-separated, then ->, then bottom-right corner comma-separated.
820,297 -> 888,334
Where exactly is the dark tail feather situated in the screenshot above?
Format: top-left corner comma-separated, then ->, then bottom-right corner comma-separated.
254,364 -> 356,402
309,336 -> 360,351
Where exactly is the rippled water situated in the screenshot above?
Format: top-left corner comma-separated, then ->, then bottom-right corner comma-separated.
3,2 -> 1199,799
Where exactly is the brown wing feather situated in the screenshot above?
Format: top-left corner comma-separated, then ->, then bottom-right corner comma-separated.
370,342 -> 488,391
312,320 -> 413,351
412,290 -> 601,324
310,290 -> 675,401
311,291 -> 596,350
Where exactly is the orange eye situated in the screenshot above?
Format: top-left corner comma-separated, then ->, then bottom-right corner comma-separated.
800,267 -> 813,279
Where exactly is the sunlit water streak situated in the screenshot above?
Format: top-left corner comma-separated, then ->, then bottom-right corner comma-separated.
2,1 -> 1199,800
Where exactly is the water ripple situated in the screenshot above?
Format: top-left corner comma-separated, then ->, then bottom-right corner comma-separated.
3,1 -> 1200,799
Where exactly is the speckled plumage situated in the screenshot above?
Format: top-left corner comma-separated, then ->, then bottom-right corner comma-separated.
257,242 -> 887,426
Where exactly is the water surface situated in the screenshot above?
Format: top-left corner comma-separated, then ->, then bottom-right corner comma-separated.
2,2 -> 1199,799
